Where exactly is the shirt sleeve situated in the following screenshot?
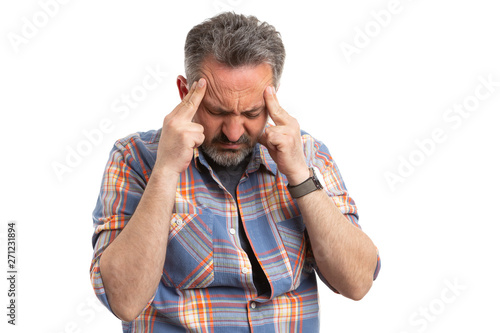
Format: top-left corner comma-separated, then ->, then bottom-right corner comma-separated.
301,133 -> 381,293
89,136 -> 153,315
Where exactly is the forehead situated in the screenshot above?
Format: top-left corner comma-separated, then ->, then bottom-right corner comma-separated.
199,57 -> 273,110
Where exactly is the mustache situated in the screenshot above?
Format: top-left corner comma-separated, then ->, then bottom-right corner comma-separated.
212,132 -> 251,145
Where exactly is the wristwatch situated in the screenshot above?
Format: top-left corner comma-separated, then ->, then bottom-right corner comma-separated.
287,167 -> 324,198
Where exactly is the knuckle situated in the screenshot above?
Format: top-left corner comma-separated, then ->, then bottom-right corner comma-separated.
181,99 -> 193,109
193,123 -> 204,132
179,130 -> 191,140
163,114 -> 174,127
164,115 -> 180,128
180,99 -> 195,110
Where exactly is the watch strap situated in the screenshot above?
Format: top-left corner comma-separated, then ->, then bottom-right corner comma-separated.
287,168 -> 323,198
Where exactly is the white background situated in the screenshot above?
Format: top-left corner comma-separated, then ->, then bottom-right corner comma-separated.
1,0 -> 499,332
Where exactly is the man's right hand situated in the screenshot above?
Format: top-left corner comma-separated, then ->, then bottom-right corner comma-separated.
155,78 -> 207,175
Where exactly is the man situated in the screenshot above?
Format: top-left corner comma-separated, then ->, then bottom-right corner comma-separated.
91,12 -> 380,332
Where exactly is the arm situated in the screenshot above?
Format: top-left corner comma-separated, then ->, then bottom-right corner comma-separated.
294,186 -> 377,300
96,79 -> 207,321
98,168 -> 178,321
259,86 -> 378,300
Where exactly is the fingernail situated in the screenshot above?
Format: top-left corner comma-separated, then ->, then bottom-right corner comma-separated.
198,78 -> 206,88
266,86 -> 273,94
191,81 -> 197,90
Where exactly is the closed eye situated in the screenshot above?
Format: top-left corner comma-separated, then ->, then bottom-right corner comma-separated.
205,107 -> 227,117
204,105 -> 264,118
243,110 -> 262,119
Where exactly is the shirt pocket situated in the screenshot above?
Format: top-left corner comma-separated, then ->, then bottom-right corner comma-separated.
161,212 -> 214,289
276,216 -> 307,288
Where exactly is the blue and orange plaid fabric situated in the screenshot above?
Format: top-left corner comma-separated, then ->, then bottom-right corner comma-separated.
90,127 -> 380,332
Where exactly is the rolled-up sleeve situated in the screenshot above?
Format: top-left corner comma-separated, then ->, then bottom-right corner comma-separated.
89,135 -> 151,312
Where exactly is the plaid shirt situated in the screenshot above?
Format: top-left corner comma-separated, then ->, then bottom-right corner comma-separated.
90,127 -> 380,332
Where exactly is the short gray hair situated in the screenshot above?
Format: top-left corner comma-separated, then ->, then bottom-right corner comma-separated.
184,12 -> 286,87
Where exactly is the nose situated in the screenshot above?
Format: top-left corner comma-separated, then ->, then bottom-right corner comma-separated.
222,116 -> 245,142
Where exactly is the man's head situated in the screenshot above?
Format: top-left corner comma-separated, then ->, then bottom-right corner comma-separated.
177,12 -> 286,167
184,12 -> 285,87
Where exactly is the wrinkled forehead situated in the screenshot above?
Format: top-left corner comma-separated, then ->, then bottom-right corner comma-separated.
199,58 -> 273,111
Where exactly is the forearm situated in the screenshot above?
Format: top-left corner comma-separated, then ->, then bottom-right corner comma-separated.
296,189 -> 378,300
99,168 -> 179,321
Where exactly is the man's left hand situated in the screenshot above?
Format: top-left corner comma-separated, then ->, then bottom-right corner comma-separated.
259,86 -> 310,185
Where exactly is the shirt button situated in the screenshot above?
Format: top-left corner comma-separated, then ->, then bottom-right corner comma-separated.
250,302 -> 257,309
242,267 -> 249,274
229,228 -> 236,235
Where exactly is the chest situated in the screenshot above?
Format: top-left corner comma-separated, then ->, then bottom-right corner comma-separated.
161,166 -> 309,295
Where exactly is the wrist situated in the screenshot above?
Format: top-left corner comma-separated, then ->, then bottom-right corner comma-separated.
286,166 -> 311,186
151,164 -> 182,185
287,167 -> 324,199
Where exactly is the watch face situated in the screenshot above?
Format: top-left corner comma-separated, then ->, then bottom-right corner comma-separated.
312,166 -> 326,188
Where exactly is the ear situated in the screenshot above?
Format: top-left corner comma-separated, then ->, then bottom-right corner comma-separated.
276,83 -> 281,92
176,75 -> 189,100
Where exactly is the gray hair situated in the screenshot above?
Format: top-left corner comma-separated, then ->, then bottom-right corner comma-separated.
184,12 -> 286,87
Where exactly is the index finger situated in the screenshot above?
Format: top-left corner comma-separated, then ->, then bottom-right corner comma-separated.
264,85 -> 289,126
179,78 -> 207,119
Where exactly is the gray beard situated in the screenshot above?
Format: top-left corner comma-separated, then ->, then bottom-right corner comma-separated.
201,143 -> 254,167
